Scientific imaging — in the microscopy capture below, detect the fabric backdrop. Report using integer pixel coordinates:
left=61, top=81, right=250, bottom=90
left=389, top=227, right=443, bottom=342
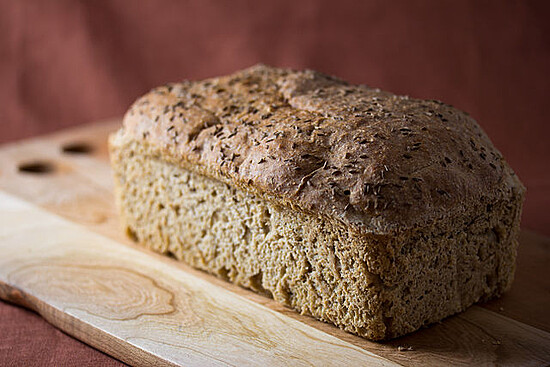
left=0, top=1, right=548, bottom=365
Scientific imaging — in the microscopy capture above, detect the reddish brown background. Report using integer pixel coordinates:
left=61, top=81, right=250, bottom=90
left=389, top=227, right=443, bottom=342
left=0, top=1, right=549, bottom=365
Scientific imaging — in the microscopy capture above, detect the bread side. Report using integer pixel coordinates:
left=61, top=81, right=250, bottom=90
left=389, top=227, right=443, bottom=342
left=110, top=138, right=523, bottom=340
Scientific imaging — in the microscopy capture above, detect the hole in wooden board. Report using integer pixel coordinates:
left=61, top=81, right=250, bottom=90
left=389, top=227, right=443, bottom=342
left=18, top=161, right=55, bottom=174
left=61, top=142, right=93, bottom=155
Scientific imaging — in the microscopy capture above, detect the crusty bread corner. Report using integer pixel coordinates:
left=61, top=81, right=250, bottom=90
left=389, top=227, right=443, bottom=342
left=109, top=65, right=525, bottom=340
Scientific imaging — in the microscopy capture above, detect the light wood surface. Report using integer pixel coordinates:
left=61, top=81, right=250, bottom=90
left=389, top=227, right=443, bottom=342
left=0, top=120, right=549, bottom=366
left=0, top=192, right=397, bottom=367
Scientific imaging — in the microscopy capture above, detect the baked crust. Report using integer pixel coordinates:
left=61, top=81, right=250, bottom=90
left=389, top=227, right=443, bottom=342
left=112, top=64, right=524, bottom=234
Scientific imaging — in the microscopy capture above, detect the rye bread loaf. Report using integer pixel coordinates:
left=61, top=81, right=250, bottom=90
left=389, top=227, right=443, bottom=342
left=109, top=65, right=525, bottom=340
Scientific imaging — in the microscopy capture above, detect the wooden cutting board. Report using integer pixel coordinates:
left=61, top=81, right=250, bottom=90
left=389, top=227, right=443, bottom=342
left=0, top=120, right=549, bottom=366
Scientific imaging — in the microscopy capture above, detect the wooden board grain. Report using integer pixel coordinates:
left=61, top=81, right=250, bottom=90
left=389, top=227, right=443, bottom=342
left=0, top=120, right=549, bottom=366
left=0, top=192, right=397, bottom=367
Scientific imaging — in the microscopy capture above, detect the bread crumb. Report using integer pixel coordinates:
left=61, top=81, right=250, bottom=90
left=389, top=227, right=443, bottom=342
left=397, top=346, right=414, bottom=351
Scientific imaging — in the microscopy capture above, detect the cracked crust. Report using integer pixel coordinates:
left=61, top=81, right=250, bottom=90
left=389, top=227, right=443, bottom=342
left=111, top=65, right=524, bottom=234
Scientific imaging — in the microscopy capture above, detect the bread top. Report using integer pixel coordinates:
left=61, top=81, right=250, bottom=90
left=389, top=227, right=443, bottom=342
left=113, top=65, right=524, bottom=234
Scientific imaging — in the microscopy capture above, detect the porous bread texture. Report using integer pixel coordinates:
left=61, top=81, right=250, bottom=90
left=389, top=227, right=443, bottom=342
left=110, top=139, right=523, bottom=340
left=109, top=65, right=525, bottom=340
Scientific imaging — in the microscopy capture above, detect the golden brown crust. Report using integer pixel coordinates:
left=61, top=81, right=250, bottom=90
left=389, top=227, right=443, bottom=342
left=112, top=64, right=525, bottom=233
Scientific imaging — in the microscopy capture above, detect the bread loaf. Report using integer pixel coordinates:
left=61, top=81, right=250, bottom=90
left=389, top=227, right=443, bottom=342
left=109, top=65, right=525, bottom=340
